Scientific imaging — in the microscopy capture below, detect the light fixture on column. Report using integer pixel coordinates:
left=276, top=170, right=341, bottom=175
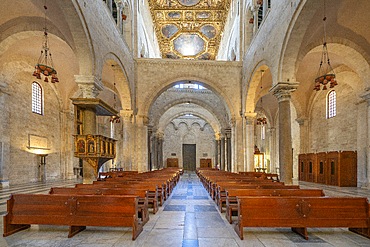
left=314, top=0, right=337, bottom=91
left=32, top=0, right=59, bottom=83
left=110, top=65, right=120, bottom=123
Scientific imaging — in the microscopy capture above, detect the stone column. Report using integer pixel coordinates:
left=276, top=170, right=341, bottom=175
left=121, top=110, right=133, bottom=171
left=245, top=113, right=257, bottom=172
left=75, top=75, right=103, bottom=184
left=0, top=81, right=10, bottom=188
left=60, top=109, right=75, bottom=179
left=270, top=82, right=299, bottom=184
left=157, top=132, right=164, bottom=169
left=225, top=129, right=232, bottom=172
left=135, top=115, right=149, bottom=173
left=220, top=135, right=226, bottom=171
left=296, top=117, right=309, bottom=154
left=148, top=127, right=154, bottom=171
left=234, top=118, right=245, bottom=172
left=267, top=127, right=276, bottom=173
left=215, top=133, right=221, bottom=169
left=360, top=91, right=370, bottom=186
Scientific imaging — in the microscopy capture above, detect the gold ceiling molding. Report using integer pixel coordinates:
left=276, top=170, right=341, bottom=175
left=148, top=0, right=231, bottom=60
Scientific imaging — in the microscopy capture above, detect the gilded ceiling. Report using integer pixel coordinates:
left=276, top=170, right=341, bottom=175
left=148, top=0, right=231, bottom=60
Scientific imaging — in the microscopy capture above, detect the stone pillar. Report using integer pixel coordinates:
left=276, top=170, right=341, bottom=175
left=225, top=129, right=232, bottom=172
left=135, top=115, right=149, bottom=173
left=220, top=135, right=226, bottom=171
left=75, top=75, right=103, bottom=184
left=234, top=118, right=245, bottom=172
left=0, top=81, right=10, bottom=188
left=121, top=110, right=133, bottom=171
left=270, top=82, right=299, bottom=184
left=215, top=133, right=221, bottom=169
left=245, top=113, right=257, bottom=172
left=267, top=127, right=277, bottom=173
left=157, top=132, right=164, bottom=169
left=296, top=117, right=309, bottom=154
left=360, top=91, right=370, bottom=186
left=148, top=127, right=154, bottom=171
left=60, top=109, right=75, bottom=179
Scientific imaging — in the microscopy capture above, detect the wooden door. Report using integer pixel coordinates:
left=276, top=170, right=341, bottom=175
left=316, top=152, right=326, bottom=184
left=167, top=158, right=179, bottom=168
left=326, top=151, right=338, bottom=186
left=183, top=144, right=196, bottom=171
left=298, top=154, right=307, bottom=181
left=200, top=158, right=212, bottom=168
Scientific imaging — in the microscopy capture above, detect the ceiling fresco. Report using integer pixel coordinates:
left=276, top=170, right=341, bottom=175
left=148, top=0, right=231, bottom=60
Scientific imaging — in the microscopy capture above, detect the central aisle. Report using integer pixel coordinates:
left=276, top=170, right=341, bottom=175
left=139, top=171, right=241, bottom=247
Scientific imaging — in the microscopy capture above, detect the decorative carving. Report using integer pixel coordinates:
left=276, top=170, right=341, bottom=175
left=295, top=199, right=311, bottom=218
left=148, top=0, right=231, bottom=60
left=270, top=82, right=299, bottom=102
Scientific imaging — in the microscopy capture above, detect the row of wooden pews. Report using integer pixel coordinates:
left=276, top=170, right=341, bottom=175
left=196, top=168, right=370, bottom=241
left=3, top=168, right=182, bottom=240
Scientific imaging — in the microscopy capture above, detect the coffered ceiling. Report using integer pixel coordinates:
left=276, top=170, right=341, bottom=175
left=148, top=0, right=231, bottom=60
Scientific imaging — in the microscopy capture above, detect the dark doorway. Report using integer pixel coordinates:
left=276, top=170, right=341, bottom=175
left=183, top=144, right=196, bottom=171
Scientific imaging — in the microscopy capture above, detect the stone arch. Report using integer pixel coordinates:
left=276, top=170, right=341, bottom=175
left=150, top=97, right=229, bottom=131
left=244, top=62, right=270, bottom=113
left=143, top=76, right=235, bottom=121
left=279, top=0, right=370, bottom=86
left=157, top=110, right=221, bottom=135
left=101, top=52, right=133, bottom=111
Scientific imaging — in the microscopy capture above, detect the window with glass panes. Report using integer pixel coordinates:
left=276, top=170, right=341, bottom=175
left=327, top=90, right=336, bottom=118
left=32, top=82, right=43, bottom=115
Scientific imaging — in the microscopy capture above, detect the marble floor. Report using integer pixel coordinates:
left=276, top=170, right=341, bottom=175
left=1, top=173, right=370, bottom=246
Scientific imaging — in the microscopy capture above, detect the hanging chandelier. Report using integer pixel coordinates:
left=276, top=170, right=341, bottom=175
left=256, top=117, right=267, bottom=125
left=32, top=1, right=59, bottom=83
left=314, top=0, right=337, bottom=91
left=110, top=66, right=120, bottom=123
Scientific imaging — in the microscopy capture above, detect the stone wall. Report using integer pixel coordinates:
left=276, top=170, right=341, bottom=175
left=163, top=118, right=215, bottom=168
left=6, top=73, right=62, bottom=184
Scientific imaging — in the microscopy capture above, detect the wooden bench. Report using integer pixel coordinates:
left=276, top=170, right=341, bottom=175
left=234, top=196, right=370, bottom=240
left=75, top=183, right=160, bottom=213
left=225, top=189, right=325, bottom=223
left=216, top=184, right=300, bottom=211
left=49, top=187, right=149, bottom=224
left=3, top=194, right=143, bottom=240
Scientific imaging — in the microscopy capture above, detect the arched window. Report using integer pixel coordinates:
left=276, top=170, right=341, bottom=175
left=112, top=1, right=118, bottom=24
left=32, top=82, right=43, bottom=115
left=327, top=90, right=336, bottom=118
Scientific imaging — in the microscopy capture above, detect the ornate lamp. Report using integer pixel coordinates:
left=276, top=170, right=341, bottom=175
left=32, top=1, right=59, bottom=83
left=314, top=0, right=337, bottom=91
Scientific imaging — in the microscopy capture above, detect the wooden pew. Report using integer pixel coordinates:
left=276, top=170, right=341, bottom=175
left=225, top=189, right=325, bottom=223
left=234, top=196, right=370, bottom=240
left=75, top=183, right=160, bottom=213
left=49, top=187, right=149, bottom=224
left=3, top=194, right=143, bottom=240
left=216, top=184, right=300, bottom=211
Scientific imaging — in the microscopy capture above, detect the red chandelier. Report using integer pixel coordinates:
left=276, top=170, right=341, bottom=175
left=32, top=2, right=59, bottom=83
left=314, top=0, right=337, bottom=91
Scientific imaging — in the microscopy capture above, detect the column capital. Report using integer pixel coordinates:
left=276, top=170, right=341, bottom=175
left=270, top=82, right=299, bottom=102
left=244, top=112, right=257, bottom=125
left=156, top=132, right=164, bottom=139
left=137, top=115, right=150, bottom=126
left=361, top=89, right=370, bottom=105
left=296, top=117, right=308, bottom=126
left=75, top=75, right=103, bottom=98
left=120, top=109, right=133, bottom=118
